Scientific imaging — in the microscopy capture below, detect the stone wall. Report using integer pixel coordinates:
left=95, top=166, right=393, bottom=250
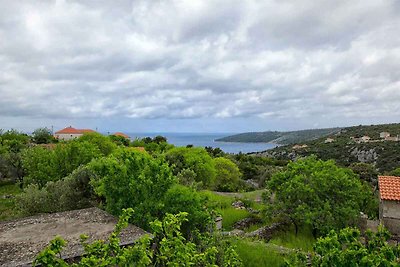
left=381, top=200, right=400, bottom=235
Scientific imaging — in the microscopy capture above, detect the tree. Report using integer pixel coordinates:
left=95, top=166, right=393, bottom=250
left=165, top=147, right=216, bottom=188
left=77, top=132, right=117, bottom=156
left=390, top=167, right=400, bottom=177
left=88, top=149, right=176, bottom=230
left=163, top=184, right=214, bottom=237
left=349, top=162, right=378, bottom=187
left=31, top=127, right=54, bottom=144
left=213, top=157, right=241, bottom=192
left=22, top=141, right=101, bottom=187
left=267, top=156, right=372, bottom=236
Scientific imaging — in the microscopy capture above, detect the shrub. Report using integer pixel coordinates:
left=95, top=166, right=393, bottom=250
left=17, top=167, right=93, bottom=215
left=88, top=149, right=176, bottom=230
left=214, top=157, right=241, bottom=192
left=165, top=147, right=216, bottom=188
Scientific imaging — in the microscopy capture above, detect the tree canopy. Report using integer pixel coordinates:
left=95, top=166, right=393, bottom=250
left=267, top=156, right=372, bottom=236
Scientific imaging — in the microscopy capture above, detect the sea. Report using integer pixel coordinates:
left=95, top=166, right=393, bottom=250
left=127, top=133, right=278, bottom=154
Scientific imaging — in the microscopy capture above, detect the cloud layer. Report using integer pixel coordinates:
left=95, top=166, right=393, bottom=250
left=0, top=0, right=400, bottom=131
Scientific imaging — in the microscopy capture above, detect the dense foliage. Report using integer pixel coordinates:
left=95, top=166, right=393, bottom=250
left=213, top=157, right=241, bottom=192
left=266, top=157, right=375, bottom=236
left=31, top=127, right=55, bottom=144
left=34, top=209, right=243, bottom=267
left=165, top=147, right=216, bottom=188
left=287, top=226, right=400, bottom=266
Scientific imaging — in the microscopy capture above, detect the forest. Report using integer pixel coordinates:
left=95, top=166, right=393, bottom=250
left=0, top=128, right=399, bottom=266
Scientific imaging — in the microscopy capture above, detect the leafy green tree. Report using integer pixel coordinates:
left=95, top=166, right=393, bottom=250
left=267, top=156, right=371, bottom=236
left=22, top=141, right=101, bottom=187
left=31, top=127, right=54, bottom=144
left=109, top=134, right=130, bottom=146
left=21, top=146, right=58, bottom=187
left=214, top=157, right=241, bottom=192
left=163, top=184, right=214, bottom=237
left=165, top=147, right=216, bottom=188
left=88, top=149, right=176, bottom=230
left=77, top=132, right=117, bottom=156
left=152, top=135, right=167, bottom=144
left=349, top=162, right=379, bottom=187
left=390, top=167, right=400, bottom=177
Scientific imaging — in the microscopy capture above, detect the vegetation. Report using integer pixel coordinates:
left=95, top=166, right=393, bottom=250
left=287, top=226, right=400, bottom=266
left=31, top=127, right=55, bottom=144
left=214, top=157, right=242, bottom=192
left=266, top=157, right=376, bottom=236
left=165, top=147, right=216, bottom=188
left=34, top=209, right=243, bottom=267
left=217, top=128, right=341, bottom=144
left=0, top=181, right=22, bottom=220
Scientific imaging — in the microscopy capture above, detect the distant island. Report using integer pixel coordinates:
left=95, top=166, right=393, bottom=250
left=216, top=127, right=341, bottom=145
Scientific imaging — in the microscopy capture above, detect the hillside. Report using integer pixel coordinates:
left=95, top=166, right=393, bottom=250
left=255, top=123, right=400, bottom=172
left=216, top=128, right=341, bottom=144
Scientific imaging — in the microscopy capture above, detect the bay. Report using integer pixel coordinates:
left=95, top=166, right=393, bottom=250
left=127, top=132, right=278, bottom=154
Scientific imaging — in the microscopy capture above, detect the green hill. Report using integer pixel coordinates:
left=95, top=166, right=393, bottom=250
left=216, top=128, right=341, bottom=144
left=256, top=123, right=400, bottom=172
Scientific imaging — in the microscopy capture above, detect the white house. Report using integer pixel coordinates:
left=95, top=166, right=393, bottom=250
left=54, top=126, right=95, bottom=141
left=380, top=132, right=390, bottom=139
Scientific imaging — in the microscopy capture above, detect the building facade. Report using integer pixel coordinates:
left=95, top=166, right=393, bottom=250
left=378, top=176, right=400, bottom=235
left=54, top=126, right=95, bottom=141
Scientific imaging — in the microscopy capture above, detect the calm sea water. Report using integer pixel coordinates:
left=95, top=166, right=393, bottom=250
left=127, top=133, right=277, bottom=154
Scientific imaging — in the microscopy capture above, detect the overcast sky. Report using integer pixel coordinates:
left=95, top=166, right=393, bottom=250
left=1, top=0, right=400, bottom=133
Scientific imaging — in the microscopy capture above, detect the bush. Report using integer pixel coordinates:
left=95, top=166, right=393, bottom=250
left=163, top=184, right=214, bottom=237
left=165, top=147, right=216, bottom=188
left=88, top=149, right=176, bottom=230
left=22, top=141, right=101, bottom=188
left=17, top=167, right=93, bottom=215
left=214, top=157, right=241, bottom=192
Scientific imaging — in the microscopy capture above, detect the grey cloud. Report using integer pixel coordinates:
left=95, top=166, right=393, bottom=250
left=0, top=0, right=400, bottom=130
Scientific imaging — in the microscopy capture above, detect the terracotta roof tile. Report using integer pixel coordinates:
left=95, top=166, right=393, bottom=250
left=55, top=127, right=95, bottom=134
left=113, top=132, right=130, bottom=138
left=379, top=176, right=400, bottom=201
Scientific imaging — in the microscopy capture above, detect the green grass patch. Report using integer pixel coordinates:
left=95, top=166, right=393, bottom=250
left=0, top=183, right=22, bottom=221
left=200, top=190, right=235, bottom=209
left=269, top=226, right=316, bottom=251
left=219, top=207, right=250, bottom=231
left=232, top=238, right=286, bottom=267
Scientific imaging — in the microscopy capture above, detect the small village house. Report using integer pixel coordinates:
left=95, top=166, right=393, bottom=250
left=292, top=144, right=308, bottom=150
left=385, top=135, right=399, bottom=142
left=380, top=132, right=391, bottom=139
left=378, top=176, right=400, bottom=235
left=360, top=135, right=371, bottom=143
left=54, top=126, right=96, bottom=141
left=324, top=137, right=335, bottom=143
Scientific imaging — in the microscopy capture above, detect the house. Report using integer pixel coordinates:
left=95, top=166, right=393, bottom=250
left=324, top=137, right=335, bottom=143
left=378, top=176, right=400, bottom=235
left=385, top=135, right=399, bottom=142
left=380, top=132, right=391, bottom=139
left=54, top=126, right=95, bottom=141
left=292, top=144, right=308, bottom=150
left=0, top=208, right=147, bottom=266
left=113, top=132, right=130, bottom=139
left=360, top=136, right=371, bottom=143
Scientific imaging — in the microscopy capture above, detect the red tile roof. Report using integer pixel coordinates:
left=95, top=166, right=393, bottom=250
left=55, top=126, right=95, bottom=134
left=113, top=132, right=130, bottom=139
left=379, top=176, right=400, bottom=201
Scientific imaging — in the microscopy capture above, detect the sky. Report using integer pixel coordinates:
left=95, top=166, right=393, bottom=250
left=0, top=0, right=400, bottom=133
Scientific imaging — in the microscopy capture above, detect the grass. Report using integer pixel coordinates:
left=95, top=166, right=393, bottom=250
left=0, top=182, right=22, bottom=221
left=219, top=207, right=251, bottom=231
left=269, top=226, right=316, bottom=251
left=232, top=238, right=287, bottom=267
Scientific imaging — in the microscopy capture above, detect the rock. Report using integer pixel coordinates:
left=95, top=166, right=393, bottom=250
left=232, top=200, right=245, bottom=209
left=233, top=217, right=262, bottom=230
left=245, top=222, right=287, bottom=241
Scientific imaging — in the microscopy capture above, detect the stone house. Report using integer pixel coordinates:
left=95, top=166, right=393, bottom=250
left=54, top=126, right=96, bottom=141
left=360, top=136, right=371, bottom=143
left=385, top=135, right=399, bottom=142
left=378, top=176, right=400, bottom=235
left=324, top=137, right=335, bottom=143
left=380, top=132, right=391, bottom=139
